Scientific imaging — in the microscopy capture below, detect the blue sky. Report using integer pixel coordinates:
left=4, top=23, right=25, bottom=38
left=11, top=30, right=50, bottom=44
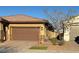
left=0, top=6, right=79, bottom=19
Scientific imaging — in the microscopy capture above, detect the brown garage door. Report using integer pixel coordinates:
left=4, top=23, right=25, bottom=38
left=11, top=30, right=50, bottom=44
left=11, top=27, right=40, bottom=41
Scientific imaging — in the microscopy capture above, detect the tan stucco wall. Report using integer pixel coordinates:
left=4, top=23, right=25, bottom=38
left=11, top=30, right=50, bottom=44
left=0, top=23, right=3, bottom=30
left=47, top=30, right=58, bottom=39
left=70, top=25, right=79, bottom=41
left=0, top=23, right=3, bottom=39
left=7, top=24, right=46, bottom=44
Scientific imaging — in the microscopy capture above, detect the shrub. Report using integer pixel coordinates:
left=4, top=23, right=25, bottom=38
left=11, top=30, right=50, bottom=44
left=49, top=38, right=64, bottom=45
left=56, top=33, right=64, bottom=46
left=75, top=36, right=79, bottom=44
left=49, top=38, right=58, bottom=45
left=57, top=39, right=64, bottom=46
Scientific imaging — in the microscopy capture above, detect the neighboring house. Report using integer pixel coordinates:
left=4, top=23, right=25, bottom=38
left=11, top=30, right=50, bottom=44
left=64, top=16, right=79, bottom=42
left=0, top=14, right=54, bottom=45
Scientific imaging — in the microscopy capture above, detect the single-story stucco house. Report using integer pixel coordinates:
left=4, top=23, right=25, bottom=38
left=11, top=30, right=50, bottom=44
left=64, top=16, right=79, bottom=42
left=0, top=14, right=54, bottom=45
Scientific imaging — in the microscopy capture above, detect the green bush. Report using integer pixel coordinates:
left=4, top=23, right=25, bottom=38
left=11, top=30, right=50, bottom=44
left=29, top=46, right=47, bottom=50
left=57, top=39, right=64, bottom=46
left=49, top=38, right=64, bottom=45
left=49, top=38, right=58, bottom=45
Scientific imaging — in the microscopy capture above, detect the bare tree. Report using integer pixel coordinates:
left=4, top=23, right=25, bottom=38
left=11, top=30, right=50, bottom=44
left=43, top=8, right=79, bottom=45
left=44, top=8, right=78, bottom=33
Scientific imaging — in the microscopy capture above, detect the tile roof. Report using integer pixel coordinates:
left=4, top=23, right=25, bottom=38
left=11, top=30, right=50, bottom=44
left=2, top=14, right=48, bottom=23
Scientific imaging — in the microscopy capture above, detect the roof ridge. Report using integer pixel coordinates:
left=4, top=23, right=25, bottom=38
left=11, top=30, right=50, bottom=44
left=1, top=14, right=46, bottom=20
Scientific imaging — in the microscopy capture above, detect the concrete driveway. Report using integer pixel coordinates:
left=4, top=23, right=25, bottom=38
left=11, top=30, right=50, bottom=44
left=0, top=40, right=38, bottom=53
left=0, top=40, right=79, bottom=53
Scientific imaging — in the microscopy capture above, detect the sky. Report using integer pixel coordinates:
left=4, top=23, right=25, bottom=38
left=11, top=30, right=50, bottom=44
left=0, top=6, right=79, bottom=19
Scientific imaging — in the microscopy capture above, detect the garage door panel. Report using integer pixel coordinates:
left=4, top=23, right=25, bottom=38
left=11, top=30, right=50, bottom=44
left=11, top=27, right=39, bottom=41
